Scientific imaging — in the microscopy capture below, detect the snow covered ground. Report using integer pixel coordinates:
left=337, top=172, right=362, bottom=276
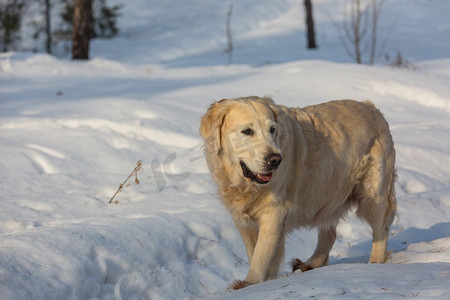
left=1, top=0, right=450, bottom=299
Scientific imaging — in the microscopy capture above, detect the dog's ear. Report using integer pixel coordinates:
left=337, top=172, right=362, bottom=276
left=270, top=105, right=279, bottom=124
left=260, top=96, right=275, bottom=106
left=200, top=100, right=229, bottom=155
left=247, top=96, right=275, bottom=106
left=251, top=96, right=278, bottom=121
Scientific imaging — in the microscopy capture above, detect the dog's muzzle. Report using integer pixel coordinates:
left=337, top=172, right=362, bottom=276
left=240, top=153, right=282, bottom=184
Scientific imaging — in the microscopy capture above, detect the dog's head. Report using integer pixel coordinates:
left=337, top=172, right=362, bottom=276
left=200, top=96, right=283, bottom=186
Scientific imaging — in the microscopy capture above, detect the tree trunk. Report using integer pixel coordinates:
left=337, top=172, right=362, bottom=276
left=0, top=0, right=26, bottom=52
left=225, top=3, right=233, bottom=65
left=304, top=0, right=317, bottom=49
left=369, top=0, right=383, bottom=65
left=44, top=0, right=51, bottom=54
left=72, top=0, right=92, bottom=59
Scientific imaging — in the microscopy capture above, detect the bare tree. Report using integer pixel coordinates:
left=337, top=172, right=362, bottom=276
left=224, top=3, right=233, bottom=64
left=72, top=0, right=92, bottom=59
left=339, top=0, right=385, bottom=64
left=368, top=0, right=384, bottom=64
left=304, top=0, right=317, bottom=49
left=342, top=0, right=365, bottom=64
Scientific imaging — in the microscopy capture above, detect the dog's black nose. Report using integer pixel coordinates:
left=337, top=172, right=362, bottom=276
left=266, top=153, right=282, bottom=170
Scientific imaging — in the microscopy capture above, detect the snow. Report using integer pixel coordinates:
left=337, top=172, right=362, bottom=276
left=1, top=0, right=450, bottom=299
left=214, top=263, right=450, bottom=299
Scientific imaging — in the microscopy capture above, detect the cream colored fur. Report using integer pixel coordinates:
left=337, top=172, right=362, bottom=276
left=200, top=96, right=397, bottom=289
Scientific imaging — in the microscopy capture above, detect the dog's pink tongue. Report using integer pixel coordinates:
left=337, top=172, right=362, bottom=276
left=258, top=173, right=272, bottom=182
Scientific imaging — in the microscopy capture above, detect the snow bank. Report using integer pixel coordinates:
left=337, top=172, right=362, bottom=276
left=214, top=263, right=450, bottom=299
left=1, top=0, right=450, bottom=299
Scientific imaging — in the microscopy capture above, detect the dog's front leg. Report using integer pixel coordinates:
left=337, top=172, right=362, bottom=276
left=231, top=210, right=284, bottom=289
left=237, top=225, right=258, bottom=263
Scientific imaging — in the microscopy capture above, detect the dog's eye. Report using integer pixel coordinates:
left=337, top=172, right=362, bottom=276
left=270, top=126, right=276, bottom=134
left=241, top=128, right=254, bottom=136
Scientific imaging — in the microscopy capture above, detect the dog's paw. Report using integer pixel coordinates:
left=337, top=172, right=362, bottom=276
left=228, top=280, right=252, bottom=290
left=290, top=258, right=313, bottom=272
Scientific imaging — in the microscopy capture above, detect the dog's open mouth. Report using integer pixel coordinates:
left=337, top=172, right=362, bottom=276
left=240, top=161, right=273, bottom=184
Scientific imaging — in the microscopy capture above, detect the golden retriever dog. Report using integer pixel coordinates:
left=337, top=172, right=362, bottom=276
left=200, top=96, right=396, bottom=290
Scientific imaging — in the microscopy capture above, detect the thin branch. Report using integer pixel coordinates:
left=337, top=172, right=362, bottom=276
left=108, top=160, right=142, bottom=203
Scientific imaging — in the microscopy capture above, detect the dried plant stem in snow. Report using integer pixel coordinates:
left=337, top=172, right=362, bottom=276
left=108, top=160, right=142, bottom=204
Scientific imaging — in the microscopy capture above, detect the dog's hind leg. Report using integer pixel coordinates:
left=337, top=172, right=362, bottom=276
left=307, top=226, right=337, bottom=267
left=292, top=226, right=336, bottom=272
left=360, top=195, right=396, bottom=263
left=369, top=181, right=396, bottom=263
left=355, top=140, right=397, bottom=263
